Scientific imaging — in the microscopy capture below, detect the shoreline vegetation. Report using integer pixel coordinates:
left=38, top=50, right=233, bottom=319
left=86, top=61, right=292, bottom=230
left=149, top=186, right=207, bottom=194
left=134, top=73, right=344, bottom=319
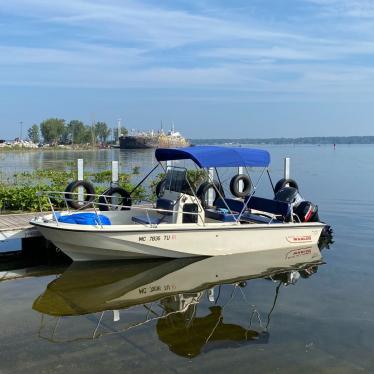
left=0, top=168, right=206, bottom=213
left=0, top=169, right=145, bottom=213
left=0, top=144, right=107, bottom=152
left=0, top=117, right=127, bottom=150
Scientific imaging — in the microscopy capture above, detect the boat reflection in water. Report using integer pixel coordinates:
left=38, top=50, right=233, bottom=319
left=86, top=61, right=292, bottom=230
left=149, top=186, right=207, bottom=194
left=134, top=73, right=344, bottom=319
left=33, top=245, right=324, bottom=358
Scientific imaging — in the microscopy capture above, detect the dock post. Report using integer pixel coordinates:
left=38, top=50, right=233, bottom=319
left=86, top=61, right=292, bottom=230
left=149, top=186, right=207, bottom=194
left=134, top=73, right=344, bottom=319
left=284, top=157, right=290, bottom=179
left=208, top=167, right=214, bottom=206
left=238, top=166, right=244, bottom=193
left=112, top=161, right=119, bottom=187
left=77, top=159, right=84, bottom=204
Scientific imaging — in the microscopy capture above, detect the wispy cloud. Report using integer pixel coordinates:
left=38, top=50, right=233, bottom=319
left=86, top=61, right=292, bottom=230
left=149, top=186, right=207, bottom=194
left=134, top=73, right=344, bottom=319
left=0, top=0, right=374, bottom=101
left=304, top=0, right=374, bottom=18
left=0, top=44, right=145, bottom=66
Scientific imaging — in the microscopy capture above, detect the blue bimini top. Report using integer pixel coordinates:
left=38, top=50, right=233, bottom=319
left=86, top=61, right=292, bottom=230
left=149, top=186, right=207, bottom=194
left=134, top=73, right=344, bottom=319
left=155, top=146, right=270, bottom=168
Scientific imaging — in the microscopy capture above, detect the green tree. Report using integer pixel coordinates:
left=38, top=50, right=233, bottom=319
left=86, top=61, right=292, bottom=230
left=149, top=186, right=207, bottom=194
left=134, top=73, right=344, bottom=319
left=94, top=122, right=111, bottom=144
left=60, top=125, right=71, bottom=144
left=40, top=118, right=65, bottom=145
left=27, top=124, right=40, bottom=144
left=83, top=125, right=95, bottom=144
left=68, top=120, right=87, bottom=144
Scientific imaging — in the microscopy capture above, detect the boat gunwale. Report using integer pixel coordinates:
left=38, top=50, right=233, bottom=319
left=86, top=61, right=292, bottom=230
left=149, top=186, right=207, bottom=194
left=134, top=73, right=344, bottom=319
left=30, top=219, right=325, bottom=234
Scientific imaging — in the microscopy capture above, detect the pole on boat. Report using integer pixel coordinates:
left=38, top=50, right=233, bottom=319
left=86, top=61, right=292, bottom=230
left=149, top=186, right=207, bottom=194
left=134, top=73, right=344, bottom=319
left=284, top=157, right=290, bottom=179
left=77, top=158, right=84, bottom=204
left=110, top=160, right=120, bottom=205
left=112, top=161, right=119, bottom=186
left=166, top=160, right=172, bottom=170
left=208, top=167, right=214, bottom=205
left=113, top=310, right=120, bottom=322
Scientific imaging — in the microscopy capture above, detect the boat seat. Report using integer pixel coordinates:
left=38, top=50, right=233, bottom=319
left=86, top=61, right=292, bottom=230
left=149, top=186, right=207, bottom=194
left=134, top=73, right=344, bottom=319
left=213, top=197, right=288, bottom=223
left=205, top=208, right=281, bottom=224
left=205, top=208, right=239, bottom=222
left=207, top=199, right=244, bottom=222
left=245, top=196, right=291, bottom=220
left=131, top=215, right=165, bottom=225
left=132, top=198, right=175, bottom=225
left=240, top=213, right=282, bottom=224
left=215, top=198, right=245, bottom=212
left=156, top=198, right=175, bottom=215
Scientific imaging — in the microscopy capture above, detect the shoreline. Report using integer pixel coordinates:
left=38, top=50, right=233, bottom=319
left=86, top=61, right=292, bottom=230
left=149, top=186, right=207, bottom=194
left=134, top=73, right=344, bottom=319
left=1, top=142, right=374, bottom=152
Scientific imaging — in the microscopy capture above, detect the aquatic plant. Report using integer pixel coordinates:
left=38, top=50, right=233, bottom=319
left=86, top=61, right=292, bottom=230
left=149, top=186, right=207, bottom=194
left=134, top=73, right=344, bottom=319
left=0, top=169, right=145, bottom=213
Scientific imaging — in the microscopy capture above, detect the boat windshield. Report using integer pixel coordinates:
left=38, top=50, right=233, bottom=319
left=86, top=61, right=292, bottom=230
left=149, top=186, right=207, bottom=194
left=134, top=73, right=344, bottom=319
left=164, top=167, right=189, bottom=193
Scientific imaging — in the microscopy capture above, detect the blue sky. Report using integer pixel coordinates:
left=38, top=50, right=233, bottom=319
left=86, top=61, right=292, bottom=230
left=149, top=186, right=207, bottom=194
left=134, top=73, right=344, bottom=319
left=1, top=0, right=374, bottom=139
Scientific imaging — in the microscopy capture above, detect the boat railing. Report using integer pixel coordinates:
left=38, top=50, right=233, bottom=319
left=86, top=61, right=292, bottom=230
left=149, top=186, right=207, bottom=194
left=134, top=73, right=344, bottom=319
left=36, top=190, right=208, bottom=228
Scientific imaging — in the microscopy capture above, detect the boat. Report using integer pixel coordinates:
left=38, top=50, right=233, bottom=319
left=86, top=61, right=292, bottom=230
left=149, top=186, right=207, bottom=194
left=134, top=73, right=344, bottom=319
left=119, top=125, right=189, bottom=149
left=33, top=246, right=322, bottom=315
left=30, top=146, right=327, bottom=261
left=33, top=247, right=323, bottom=352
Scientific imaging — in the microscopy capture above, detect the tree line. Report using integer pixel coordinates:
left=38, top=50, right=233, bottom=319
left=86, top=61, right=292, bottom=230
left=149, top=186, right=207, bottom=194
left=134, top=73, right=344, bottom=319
left=27, top=118, right=128, bottom=145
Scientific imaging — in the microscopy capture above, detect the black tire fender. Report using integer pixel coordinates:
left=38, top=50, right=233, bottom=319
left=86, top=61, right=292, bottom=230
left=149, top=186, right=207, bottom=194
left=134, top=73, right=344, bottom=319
left=230, top=174, right=252, bottom=198
left=155, top=179, right=167, bottom=198
left=64, top=180, right=96, bottom=210
left=98, top=187, right=132, bottom=211
left=274, top=178, right=299, bottom=194
left=196, top=181, right=223, bottom=208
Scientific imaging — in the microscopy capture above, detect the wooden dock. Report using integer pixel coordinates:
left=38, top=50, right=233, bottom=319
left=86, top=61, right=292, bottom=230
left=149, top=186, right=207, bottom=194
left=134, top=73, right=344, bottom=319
left=0, top=212, right=42, bottom=241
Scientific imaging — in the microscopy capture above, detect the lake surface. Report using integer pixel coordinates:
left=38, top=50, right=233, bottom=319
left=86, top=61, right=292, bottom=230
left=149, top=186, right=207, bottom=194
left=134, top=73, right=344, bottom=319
left=1, top=144, right=374, bottom=373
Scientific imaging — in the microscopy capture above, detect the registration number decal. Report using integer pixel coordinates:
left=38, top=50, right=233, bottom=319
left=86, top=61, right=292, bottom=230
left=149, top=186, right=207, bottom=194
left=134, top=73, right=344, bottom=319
left=138, top=283, right=177, bottom=295
left=138, top=234, right=177, bottom=242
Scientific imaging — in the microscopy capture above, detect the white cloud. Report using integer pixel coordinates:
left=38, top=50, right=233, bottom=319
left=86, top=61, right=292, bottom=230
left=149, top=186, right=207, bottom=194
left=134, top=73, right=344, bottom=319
left=0, top=0, right=311, bottom=48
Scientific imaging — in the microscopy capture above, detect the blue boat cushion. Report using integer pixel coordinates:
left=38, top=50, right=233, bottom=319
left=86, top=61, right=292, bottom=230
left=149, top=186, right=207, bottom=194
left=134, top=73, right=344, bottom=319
left=58, top=213, right=111, bottom=225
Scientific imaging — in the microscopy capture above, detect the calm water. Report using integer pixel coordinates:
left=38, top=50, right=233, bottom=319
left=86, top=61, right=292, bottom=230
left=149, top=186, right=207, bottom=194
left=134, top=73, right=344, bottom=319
left=1, top=144, right=374, bottom=373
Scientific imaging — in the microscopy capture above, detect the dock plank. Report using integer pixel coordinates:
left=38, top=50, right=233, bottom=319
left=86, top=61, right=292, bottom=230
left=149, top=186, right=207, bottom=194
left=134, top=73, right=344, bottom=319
left=0, top=212, right=42, bottom=240
left=0, top=213, right=35, bottom=227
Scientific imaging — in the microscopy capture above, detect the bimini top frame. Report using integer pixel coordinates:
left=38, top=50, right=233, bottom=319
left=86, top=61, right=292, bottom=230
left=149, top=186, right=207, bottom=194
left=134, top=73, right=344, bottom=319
left=155, top=146, right=270, bottom=169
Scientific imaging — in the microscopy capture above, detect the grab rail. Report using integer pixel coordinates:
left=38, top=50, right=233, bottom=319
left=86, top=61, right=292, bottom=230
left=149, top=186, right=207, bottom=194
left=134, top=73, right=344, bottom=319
left=36, top=190, right=209, bottom=229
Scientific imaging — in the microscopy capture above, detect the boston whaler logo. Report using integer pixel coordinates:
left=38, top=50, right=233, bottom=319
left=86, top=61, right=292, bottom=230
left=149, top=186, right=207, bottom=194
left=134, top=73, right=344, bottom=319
left=286, top=235, right=312, bottom=243
left=285, top=247, right=312, bottom=260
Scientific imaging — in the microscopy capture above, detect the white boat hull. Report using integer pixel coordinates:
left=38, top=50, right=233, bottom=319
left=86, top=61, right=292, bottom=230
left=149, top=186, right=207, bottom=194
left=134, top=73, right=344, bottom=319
left=32, top=220, right=325, bottom=261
